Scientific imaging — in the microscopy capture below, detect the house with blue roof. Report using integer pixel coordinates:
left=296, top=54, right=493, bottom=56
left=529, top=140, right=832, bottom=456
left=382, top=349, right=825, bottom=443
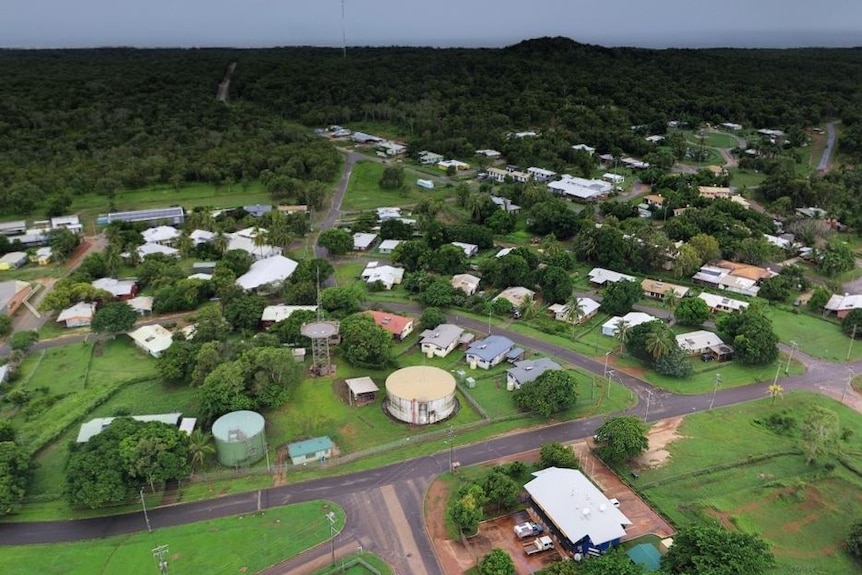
left=506, top=358, right=562, bottom=390
left=288, top=436, right=334, bottom=465
left=465, top=335, right=515, bottom=370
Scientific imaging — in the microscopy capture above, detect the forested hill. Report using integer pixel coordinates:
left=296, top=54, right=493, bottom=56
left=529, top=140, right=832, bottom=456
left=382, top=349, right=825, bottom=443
left=1, top=39, right=862, bottom=215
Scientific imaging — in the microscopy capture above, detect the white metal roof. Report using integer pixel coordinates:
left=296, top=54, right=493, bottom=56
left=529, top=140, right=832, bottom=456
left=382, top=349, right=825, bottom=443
left=353, top=232, right=378, bottom=250
left=261, top=304, right=317, bottom=323
left=141, top=225, right=180, bottom=244
left=676, top=330, right=724, bottom=352
left=588, top=268, right=636, bottom=285
left=57, top=301, right=96, bottom=322
left=345, top=376, right=380, bottom=395
left=92, top=277, right=136, bottom=297
left=236, top=255, right=298, bottom=290
left=128, top=324, right=174, bottom=356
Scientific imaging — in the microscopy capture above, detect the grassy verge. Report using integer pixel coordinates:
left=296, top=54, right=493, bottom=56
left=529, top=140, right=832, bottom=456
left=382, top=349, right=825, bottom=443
left=638, top=392, right=862, bottom=575
left=764, top=307, right=861, bottom=361
left=310, top=552, right=393, bottom=575
left=642, top=354, right=805, bottom=395
left=0, top=501, right=345, bottom=575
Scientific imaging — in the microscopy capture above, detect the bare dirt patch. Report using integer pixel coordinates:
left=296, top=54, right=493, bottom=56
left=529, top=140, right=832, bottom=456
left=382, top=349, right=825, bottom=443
left=633, top=416, right=685, bottom=469
left=425, top=477, right=470, bottom=575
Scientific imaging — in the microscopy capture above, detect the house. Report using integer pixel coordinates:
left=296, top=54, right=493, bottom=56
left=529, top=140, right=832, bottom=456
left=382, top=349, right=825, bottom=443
left=524, top=467, right=632, bottom=556
left=465, top=335, right=516, bottom=369
left=451, top=273, right=481, bottom=296
left=376, top=207, right=403, bottom=221
left=51, top=215, right=83, bottom=234
left=588, top=268, right=636, bottom=286
left=76, top=412, right=192, bottom=443
left=437, top=159, right=471, bottom=171
left=721, top=122, right=743, bottom=130
left=360, top=262, right=405, bottom=290
left=418, top=151, right=445, bottom=165
left=141, top=225, right=180, bottom=245
left=548, top=298, right=600, bottom=324
left=56, top=302, right=97, bottom=328
left=676, top=330, right=733, bottom=359
left=260, top=305, right=318, bottom=328
left=644, top=194, right=665, bottom=207
left=598, top=153, right=615, bottom=164
left=528, top=167, right=557, bottom=182
left=287, top=436, right=334, bottom=465
left=96, top=206, right=184, bottom=227
left=495, top=247, right=515, bottom=259
left=0, top=252, right=28, bottom=270
left=378, top=239, right=403, bottom=254
left=602, top=173, right=624, bottom=184
left=825, top=294, right=862, bottom=319
left=548, top=175, right=612, bottom=202
left=764, top=234, right=795, bottom=250
left=494, top=286, right=536, bottom=309
left=620, top=157, right=650, bottom=170
left=692, top=264, right=763, bottom=298
left=276, top=204, right=309, bottom=216
left=420, top=323, right=465, bottom=358
left=571, top=144, right=596, bottom=154
left=645, top=135, right=665, bottom=143
left=352, top=132, right=384, bottom=144
left=345, top=377, right=379, bottom=405
left=236, top=255, right=298, bottom=291
left=0, top=280, right=33, bottom=315
left=136, top=243, right=180, bottom=259
left=32, top=247, right=52, bottom=265
left=451, top=242, right=478, bottom=258
left=0, top=221, right=27, bottom=236
left=698, top=292, right=749, bottom=313
left=127, top=296, right=154, bottom=316
left=730, top=196, right=751, bottom=209
left=706, top=165, right=726, bottom=176
left=758, top=128, right=786, bottom=138
left=510, top=131, right=538, bottom=138
left=475, top=149, right=502, bottom=158
left=490, top=196, right=521, bottom=214
left=353, top=232, right=378, bottom=251
left=190, top=229, right=215, bottom=245
left=367, top=310, right=414, bottom=340
left=227, top=228, right=281, bottom=260
left=128, top=324, right=174, bottom=358
left=641, top=279, right=689, bottom=300
left=796, top=207, right=828, bottom=219
left=243, top=204, right=273, bottom=218
left=376, top=141, right=407, bottom=156
left=698, top=186, right=734, bottom=200
left=417, top=179, right=434, bottom=190
left=503, top=166, right=532, bottom=183
left=506, top=358, right=562, bottom=390
left=602, top=312, right=657, bottom=336
left=92, top=278, right=137, bottom=300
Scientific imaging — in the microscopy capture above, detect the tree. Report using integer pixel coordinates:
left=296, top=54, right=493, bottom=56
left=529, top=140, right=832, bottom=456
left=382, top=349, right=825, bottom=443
left=188, top=429, right=215, bottom=476
left=757, top=274, right=794, bottom=302
left=662, top=526, right=774, bottom=575
left=818, top=240, right=855, bottom=276
left=600, top=280, right=642, bottom=316
left=321, top=286, right=362, bottom=316
left=614, top=319, right=631, bottom=353
left=220, top=249, right=255, bottom=277
left=340, top=313, right=391, bottom=367
left=674, top=244, right=702, bottom=278
left=674, top=297, right=710, bottom=326
left=807, top=286, right=831, bottom=313
left=379, top=218, right=414, bottom=240
left=90, top=302, right=138, bottom=337
left=847, top=520, right=862, bottom=561
left=156, top=340, right=200, bottom=385
left=451, top=484, right=486, bottom=535
left=801, top=405, right=840, bottom=464
left=426, top=244, right=466, bottom=275
left=716, top=307, right=779, bottom=365
left=563, top=294, right=586, bottom=341
left=539, top=442, right=578, bottom=469
left=118, top=422, right=191, bottom=492
left=688, top=233, right=721, bottom=264
left=513, top=370, right=578, bottom=417
left=842, top=309, right=862, bottom=339
left=768, top=383, right=784, bottom=405
left=644, top=324, right=674, bottom=360
left=482, top=470, right=520, bottom=513
left=269, top=308, right=317, bottom=346
left=223, top=292, right=266, bottom=331
left=9, top=330, right=39, bottom=353
left=379, top=166, right=405, bottom=190
left=193, top=305, right=231, bottom=343
left=318, top=228, right=353, bottom=255
left=0, top=421, right=15, bottom=443
left=40, top=280, right=112, bottom=313
left=654, top=346, right=693, bottom=378
left=48, top=229, right=80, bottom=262
left=420, top=307, right=448, bottom=330
left=478, top=549, right=515, bottom=575
left=392, top=240, right=431, bottom=272
left=594, top=416, right=649, bottom=465
left=0, top=315, right=12, bottom=337
left=0, top=441, right=30, bottom=515
left=418, top=280, right=455, bottom=308
left=538, top=266, right=573, bottom=305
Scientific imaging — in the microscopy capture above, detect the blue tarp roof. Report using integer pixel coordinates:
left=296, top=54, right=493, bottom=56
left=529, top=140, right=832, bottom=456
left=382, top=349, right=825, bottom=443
left=626, top=543, right=661, bottom=572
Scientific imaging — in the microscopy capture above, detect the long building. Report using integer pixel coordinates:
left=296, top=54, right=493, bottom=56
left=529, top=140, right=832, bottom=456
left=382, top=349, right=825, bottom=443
left=97, top=206, right=185, bottom=226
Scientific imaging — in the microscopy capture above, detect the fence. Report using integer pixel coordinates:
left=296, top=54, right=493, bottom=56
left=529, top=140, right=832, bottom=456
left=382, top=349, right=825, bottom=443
left=316, top=557, right=382, bottom=575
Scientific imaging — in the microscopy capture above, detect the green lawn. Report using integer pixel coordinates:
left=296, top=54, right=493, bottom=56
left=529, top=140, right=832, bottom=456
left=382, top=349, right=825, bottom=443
left=699, top=132, right=740, bottom=149
left=764, top=308, right=862, bottom=361
left=0, top=500, right=345, bottom=575
left=342, top=161, right=442, bottom=212
left=311, top=553, right=393, bottom=575
left=639, top=392, right=862, bottom=575
left=730, top=169, right=767, bottom=189
left=642, top=354, right=804, bottom=395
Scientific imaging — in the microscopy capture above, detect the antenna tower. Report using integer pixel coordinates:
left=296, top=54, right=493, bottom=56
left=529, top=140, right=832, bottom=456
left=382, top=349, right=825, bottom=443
left=341, top=0, right=347, bottom=59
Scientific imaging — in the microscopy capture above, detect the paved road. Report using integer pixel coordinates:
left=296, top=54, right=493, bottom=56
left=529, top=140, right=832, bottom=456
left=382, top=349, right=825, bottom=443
left=817, top=121, right=838, bottom=172
left=314, top=151, right=364, bottom=260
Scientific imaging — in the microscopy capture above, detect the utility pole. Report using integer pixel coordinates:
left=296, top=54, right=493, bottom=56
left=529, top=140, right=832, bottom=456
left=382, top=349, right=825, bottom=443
left=644, top=389, right=653, bottom=422
left=710, top=373, right=722, bottom=411
left=606, top=369, right=614, bottom=399
left=603, top=351, right=611, bottom=379
left=140, top=487, right=152, bottom=533
left=785, top=341, right=798, bottom=374
left=152, top=545, right=169, bottom=575
left=326, top=511, right=338, bottom=565
left=843, top=368, right=855, bottom=403
left=848, top=325, right=857, bottom=362
left=447, top=426, right=455, bottom=472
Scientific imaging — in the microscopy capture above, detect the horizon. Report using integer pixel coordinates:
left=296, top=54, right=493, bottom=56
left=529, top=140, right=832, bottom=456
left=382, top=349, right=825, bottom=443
left=2, top=0, right=862, bottom=51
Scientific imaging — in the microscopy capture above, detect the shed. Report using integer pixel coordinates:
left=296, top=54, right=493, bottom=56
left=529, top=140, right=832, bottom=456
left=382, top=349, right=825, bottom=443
left=345, top=376, right=379, bottom=405
left=0, top=252, right=28, bottom=270
left=417, top=179, right=434, bottom=190
left=288, top=436, right=334, bottom=465
left=626, top=543, right=662, bottom=572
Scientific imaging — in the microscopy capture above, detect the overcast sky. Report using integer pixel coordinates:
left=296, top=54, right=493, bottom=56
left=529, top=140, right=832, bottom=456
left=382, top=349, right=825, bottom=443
left=2, top=0, right=861, bottom=49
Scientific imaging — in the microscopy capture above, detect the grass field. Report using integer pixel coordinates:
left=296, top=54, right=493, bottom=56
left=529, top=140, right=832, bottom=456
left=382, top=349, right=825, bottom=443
left=0, top=500, right=345, bottom=575
left=639, top=392, right=862, bottom=575
left=729, top=169, right=767, bottom=189
left=764, top=308, right=861, bottom=361
left=342, top=161, right=445, bottom=212
left=643, top=353, right=805, bottom=395
left=311, top=552, right=393, bottom=575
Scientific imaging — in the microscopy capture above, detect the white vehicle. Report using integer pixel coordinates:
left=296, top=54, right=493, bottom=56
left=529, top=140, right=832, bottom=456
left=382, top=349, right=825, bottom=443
left=523, top=536, right=554, bottom=555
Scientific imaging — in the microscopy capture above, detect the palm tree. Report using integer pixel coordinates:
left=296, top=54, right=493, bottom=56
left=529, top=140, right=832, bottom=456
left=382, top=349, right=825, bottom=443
left=104, top=245, right=122, bottom=277
left=664, top=290, right=680, bottom=310
left=212, top=231, right=229, bottom=256
left=563, top=294, right=586, bottom=341
left=175, top=232, right=194, bottom=258
left=768, top=383, right=784, bottom=405
left=518, top=294, right=538, bottom=320
left=614, top=320, right=631, bottom=353
left=645, top=326, right=674, bottom=360
left=188, top=429, right=215, bottom=477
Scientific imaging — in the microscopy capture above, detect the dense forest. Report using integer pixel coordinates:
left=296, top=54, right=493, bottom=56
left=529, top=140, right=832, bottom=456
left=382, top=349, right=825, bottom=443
left=2, top=38, right=862, bottom=218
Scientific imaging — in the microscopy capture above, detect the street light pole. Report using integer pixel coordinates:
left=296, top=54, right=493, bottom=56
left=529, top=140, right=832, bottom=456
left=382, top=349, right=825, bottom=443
left=710, top=373, right=722, bottom=411
left=848, top=325, right=857, bottom=362
left=325, top=512, right=338, bottom=565
left=606, top=369, right=614, bottom=399
left=140, top=487, right=152, bottom=533
left=644, top=389, right=653, bottom=422
left=603, top=351, right=611, bottom=379
left=447, top=427, right=454, bottom=473
left=843, top=369, right=855, bottom=403
left=785, top=341, right=797, bottom=375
